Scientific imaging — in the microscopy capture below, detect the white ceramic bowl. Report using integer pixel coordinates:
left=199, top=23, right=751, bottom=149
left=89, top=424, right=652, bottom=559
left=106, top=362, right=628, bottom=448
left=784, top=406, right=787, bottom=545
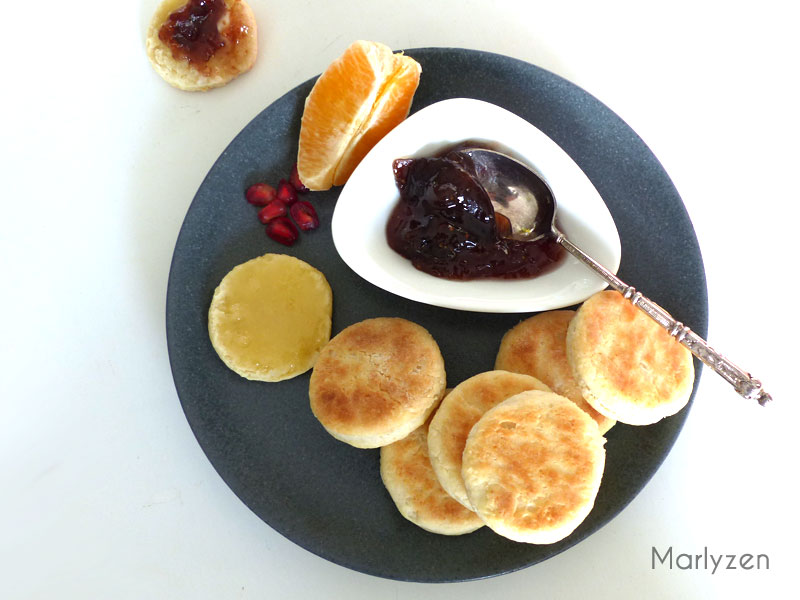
left=332, top=98, right=621, bottom=313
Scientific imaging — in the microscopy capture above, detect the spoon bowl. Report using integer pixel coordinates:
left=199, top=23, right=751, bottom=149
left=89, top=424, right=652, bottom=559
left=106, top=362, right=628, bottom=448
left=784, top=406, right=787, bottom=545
left=461, top=147, right=557, bottom=243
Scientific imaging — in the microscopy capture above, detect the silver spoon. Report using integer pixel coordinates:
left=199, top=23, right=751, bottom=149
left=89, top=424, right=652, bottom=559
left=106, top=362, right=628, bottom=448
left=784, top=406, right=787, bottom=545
left=461, top=147, right=772, bottom=406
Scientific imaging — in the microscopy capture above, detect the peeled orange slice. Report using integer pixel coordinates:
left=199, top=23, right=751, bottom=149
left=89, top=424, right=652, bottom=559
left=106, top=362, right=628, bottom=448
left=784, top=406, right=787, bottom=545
left=297, top=40, right=422, bottom=191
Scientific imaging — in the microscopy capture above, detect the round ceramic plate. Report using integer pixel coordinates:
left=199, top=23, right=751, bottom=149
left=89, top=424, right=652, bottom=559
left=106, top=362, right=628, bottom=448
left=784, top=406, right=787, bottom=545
left=166, top=47, right=707, bottom=583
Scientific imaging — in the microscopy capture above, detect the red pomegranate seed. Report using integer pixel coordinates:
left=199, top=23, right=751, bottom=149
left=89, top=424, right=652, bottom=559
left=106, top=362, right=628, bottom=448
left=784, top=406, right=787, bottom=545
left=245, top=182, right=277, bottom=206
left=276, top=179, right=298, bottom=205
left=265, top=217, right=298, bottom=246
left=257, top=200, right=287, bottom=224
left=289, top=163, right=309, bottom=193
left=290, top=200, right=319, bottom=231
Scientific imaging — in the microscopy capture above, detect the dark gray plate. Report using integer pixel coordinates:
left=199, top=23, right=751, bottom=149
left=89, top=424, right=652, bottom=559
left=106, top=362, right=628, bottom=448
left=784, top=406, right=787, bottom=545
left=166, top=48, right=707, bottom=582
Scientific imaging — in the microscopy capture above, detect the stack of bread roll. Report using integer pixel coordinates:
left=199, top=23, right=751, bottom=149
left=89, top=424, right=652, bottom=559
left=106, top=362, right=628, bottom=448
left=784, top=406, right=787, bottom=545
left=308, top=290, right=694, bottom=543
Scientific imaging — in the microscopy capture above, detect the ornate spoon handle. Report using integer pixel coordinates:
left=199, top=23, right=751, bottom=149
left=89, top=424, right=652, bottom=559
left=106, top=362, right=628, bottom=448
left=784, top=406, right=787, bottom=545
left=556, top=232, right=772, bottom=406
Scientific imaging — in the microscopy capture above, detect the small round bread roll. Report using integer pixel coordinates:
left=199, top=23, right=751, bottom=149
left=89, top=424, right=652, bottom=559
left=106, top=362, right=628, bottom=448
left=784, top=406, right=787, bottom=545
left=566, top=290, right=695, bottom=425
left=495, top=310, right=615, bottom=434
left=462, top=390, right=606, bottom=544
left=146, top=0, right=258, bottom=91
left=380, top=407, right=483, bottom=536
left=208, top=254, right=332, bottom=382
left=427, top=370, right=551, bottom=509
left=309, top=318, right=446, bottom=448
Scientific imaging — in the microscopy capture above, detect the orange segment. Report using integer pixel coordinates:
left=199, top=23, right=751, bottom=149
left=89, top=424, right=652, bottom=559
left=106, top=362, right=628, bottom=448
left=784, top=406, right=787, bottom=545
left=333, top=56, right=421, bottom=187
left=297, top=40, right=421, bottom=191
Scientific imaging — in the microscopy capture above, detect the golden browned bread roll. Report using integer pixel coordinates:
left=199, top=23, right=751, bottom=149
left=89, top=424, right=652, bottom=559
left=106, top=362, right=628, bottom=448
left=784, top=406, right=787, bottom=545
left=495, top=310, right=615, bottom=434
left=146, top=0, right=257, bottom=91
left=309, top=318, right=446, bottom=448
left=380, top=407, right=483, bottom=536
left=566, top=290, right=695, bottom=425
left=208, top=254, right=332, bottom=382
left=462, top=390, right=606, bottom=544
left=427, top=370, right=551, bottom=509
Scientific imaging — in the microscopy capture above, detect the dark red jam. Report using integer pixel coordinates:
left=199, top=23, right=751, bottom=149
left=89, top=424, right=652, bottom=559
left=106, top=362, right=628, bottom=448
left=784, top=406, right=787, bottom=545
left=158, top=0, right=227, bottom=65
left=386, top=150, right=564, bottom=280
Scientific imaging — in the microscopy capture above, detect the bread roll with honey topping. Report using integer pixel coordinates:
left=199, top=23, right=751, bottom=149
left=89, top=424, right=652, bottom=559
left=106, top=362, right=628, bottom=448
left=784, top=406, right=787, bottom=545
left=462, top=390, right=606, bottom=544
left=427, top=370, right=551, bottom=509
left=380, top=407, right=483, bottom=536
left=146, top=0, right=257, bottom=91
left=309, top=318, right=446, bottom=448
left=208, top=254, right=332, bottom=381
left=566, top=290, right=695, bottom=425
left=495, top=310, right=615, bottom=434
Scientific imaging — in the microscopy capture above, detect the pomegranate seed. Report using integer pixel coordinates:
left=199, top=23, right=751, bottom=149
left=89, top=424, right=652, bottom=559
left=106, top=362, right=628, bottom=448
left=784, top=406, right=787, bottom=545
left=265, top=217, right=298, bottom=246
left=290, top=200, right=320, bottom=231
left=276, top=179, right=298, bottom=205
left=289, top=163, right=309, bottom=193
left=257, top=200, right=287, bottom=224
left=245, top=182, right=277, bottom=206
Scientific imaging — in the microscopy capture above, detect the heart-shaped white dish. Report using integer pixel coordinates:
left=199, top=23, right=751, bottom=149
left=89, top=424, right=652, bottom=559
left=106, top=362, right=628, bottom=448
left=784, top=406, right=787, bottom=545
left=332, top=98, right=621, bottom=313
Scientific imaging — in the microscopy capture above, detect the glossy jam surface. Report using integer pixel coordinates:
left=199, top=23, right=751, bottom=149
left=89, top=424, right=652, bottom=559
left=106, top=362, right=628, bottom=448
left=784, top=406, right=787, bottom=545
left=158, top=0, right=227, bottom=64
left=386, top=150, right=564, bottom=280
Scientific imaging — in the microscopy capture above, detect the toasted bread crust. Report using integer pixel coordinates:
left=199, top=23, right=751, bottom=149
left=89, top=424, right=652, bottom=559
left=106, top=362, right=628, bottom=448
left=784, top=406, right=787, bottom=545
left=309, top=318, right=446, bottom=448
left=496, top=310, right=615, bottom=434
left=427, top=370, right=551, bottom=509
left=566, top=290, right=694, bottom=425
left=462, top=391, right=606, bottom=544
left=381, top=411, right=483, bottom=535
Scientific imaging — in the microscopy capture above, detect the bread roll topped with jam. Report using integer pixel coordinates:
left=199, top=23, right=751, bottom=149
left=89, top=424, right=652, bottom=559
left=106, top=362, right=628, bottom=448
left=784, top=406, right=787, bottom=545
left=146, top=0, right=257, bottom=91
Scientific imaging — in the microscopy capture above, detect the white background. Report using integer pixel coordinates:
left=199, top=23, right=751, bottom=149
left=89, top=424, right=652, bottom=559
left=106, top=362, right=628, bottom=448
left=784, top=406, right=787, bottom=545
left=2, top=1, right=797, bottom=598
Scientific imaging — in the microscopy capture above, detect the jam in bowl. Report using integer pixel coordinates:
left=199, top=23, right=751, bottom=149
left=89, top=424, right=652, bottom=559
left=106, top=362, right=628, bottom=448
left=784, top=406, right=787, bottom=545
left=331, top=98, right=621, bottom=313
left=386, top=145, right=565, bottom=280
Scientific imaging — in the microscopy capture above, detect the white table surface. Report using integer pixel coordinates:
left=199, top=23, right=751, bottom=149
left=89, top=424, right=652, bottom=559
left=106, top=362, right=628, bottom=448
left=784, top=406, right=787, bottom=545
left=2, top=1, right=797, bottom=598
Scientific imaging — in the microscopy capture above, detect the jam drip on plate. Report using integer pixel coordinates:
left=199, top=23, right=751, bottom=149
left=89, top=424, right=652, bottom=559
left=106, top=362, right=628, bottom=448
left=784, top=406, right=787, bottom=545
left=386, top=151, right=564, bottom=280
left=159, top=0, right=227, bottom=65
